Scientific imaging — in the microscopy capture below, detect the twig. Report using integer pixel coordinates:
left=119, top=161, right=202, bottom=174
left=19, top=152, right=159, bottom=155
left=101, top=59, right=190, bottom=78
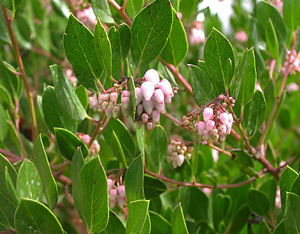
left=107, top=0, right=132, bottom=26
left=0, top=148, right=23, bottom=161
left=163, top=112, right=182, bottom=126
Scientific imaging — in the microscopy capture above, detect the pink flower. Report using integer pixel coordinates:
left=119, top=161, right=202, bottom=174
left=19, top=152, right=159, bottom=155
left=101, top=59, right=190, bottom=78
left=136, top=87, right=143, bottom=105
left=144, top=69, right=160, bottom=85
left=143, top=98, right=154, bottom=114
left=154, top=99, right=166, bottom=113
left=203, top=107, right=213, bottom=122
left=197, top=121, right=206, bottom=136
left=151, top=110, right=160, bottom=123
left=153, top=89, right=164, bottom=104
left=159, top=79, right=174, bottom=97
left=141, top=81, right=155, bottom=101
left=117, top=185, right=126, bottom=197
left=206, top=120, right=215, bottom=131
left=107, top=179, right=114, bottom=191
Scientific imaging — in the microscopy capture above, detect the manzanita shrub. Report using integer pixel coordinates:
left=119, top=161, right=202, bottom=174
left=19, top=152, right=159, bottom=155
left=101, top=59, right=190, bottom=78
left=1, top=0, right=300, bottom=233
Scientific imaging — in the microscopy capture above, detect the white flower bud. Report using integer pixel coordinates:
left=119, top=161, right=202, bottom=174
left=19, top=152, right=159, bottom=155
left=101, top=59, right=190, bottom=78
left=153, top=89, right=164, bottom=104
left=144, top=69, right=160, bottom=85
left=151, top=110, right=160, bottom=123
left=159, top=79, right=174, bottom=97
left=81, top=134, right=90, bottom=145
left=141, top=81, right=155, bottom=101
left=101, top=101, right=109, bottom=109
left=219, top=124, right=227, bottom=134
left=141, top=113, right=149, bottom=123
left=219, top=133, right=226, bottom=142
left=105, top=105, right=113, bottom=119
left=143, top=98, right=154, bottom=115
left=136, top=103, right=144, bottom=116
left=136, top=87, right=143, bottom=105
left=109, top=197, right=116, bottom=209
left=203, top=107, right=213, bottom=122
left=109, top=188, right=117, bottom=199
left=121, top=96, right=130, bottom=110
left=112, top=105, right=120, bottom=119
left=219, top=112, right=229, bottom=125
left=154, top=100, right=166, bottom=113
left=117, top=185, right=126, bottom=198
left=164, top=93, right=172, bottom=104
left=185, top=153, right=192, bottom=160
left=146, top=121, right=154, bottom=131
left=197, top=121, right=206, bottom=136
left=206, top=120, right=215, bottom=131
left=204, top=130, right=210, bottom=141
left=177, top=154, right=185, bottom=167
left=107, top=179, right=114, bottom=191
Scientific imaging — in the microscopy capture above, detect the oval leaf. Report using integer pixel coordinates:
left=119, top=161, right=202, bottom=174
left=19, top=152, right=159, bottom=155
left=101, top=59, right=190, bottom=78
left=283, top=0, right=300, bottom=31
left=0, top=104, right=8, bottom=141
left=144, top=175, right=167, bottom=199
left=247, top=189, right=270, bottom=216
left=99, top=210, right=125, bottom=234
left=213, top=194, right=231, bottom=231
left=91, top=0, right=114, bottom=24
left=280, top=166, right=298, bottom=212
left=149, top=211, right=171, bottom=234
left=284, top=192, right=300, bottom=233
left=266, top=19, right=280, bottom=67
left=171, top=203, right=189, bottom=234
left=126, top=0, right=144, bottom=19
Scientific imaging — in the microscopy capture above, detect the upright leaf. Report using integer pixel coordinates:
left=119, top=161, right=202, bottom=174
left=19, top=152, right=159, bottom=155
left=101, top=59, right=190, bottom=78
left=126, top=200, right=150, bottom=234
left=91, top=0, right=114, bottom=24
left=16, top=160, right=43, bottom=202
left=99, top=210, right=125, bottom=234
left=0, top=209, right=11, bottom=231
left=80, top=156, right=109, bottom=233
left=284, top=192, right=300, bottom=233
left=283, top=0, right=300, bottom=31
left=213, top=194, right=231, bottom=231
left=131, top=0, right=173, bottom=70
left=266, top=19, right=280, bottom=67
left=0, top=104, right=8, bottom=141
left=126, top=0, right=144, bottom=19
left=63, top=14, right=102, bottom=92
left=247, top=189, right=270, bottom=216
left=280, top=166, right=298, bottom=211
left=33, top=135, right=58, bottom=210
left=144, top=175, right=167, bottom=199
left=149, top=125, right=168, bottom=174
left=171, top=203, right=189, bottom=234
left=204, top=28, right=235, bottom=90
left=15, top=198, right=64, bottom=234
left=188, top=187, right=208, bottom=222
left=228, top=205, right=251, bottom=234
left=149, top=211, right=171, bottom=234
left=50, top=64, right=87, bottom=121
left=0, top=9, right=9, bottom=43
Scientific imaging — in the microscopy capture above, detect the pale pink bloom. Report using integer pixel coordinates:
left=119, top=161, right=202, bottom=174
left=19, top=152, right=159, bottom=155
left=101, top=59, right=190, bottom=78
left=212, top=149, right=219, bottom=163
left=143, top=98, right=154, bottom=115
left=206, top=120, right=215, bottom=131
left=234, top=30, right=248, bottom=43
left=144, top=69, right=160, bottom=85
left=117, top=185, right=126, bottom=197
left=121, top=97, right=130, bottom=110
left=146, top=121, right=154, bottom=130
left=110, top=92, right=118, bottom=103
left=197, top=121, right=206, bottom=136
left=151, top=110, right=160, bottom=123
left=153, top=89, right=164, bottom=104
left=76, top=7, right=97, bottom=27
left=122, top=90, right=130, bottom=97
left=135, top=87, right=143, bottom=105
left=141, top=113, right=149, bottom=123
left=109, top=188, right=117, bottom=199
left=286, top=82, right=299, bottom=93
left=219, top=112, right=229, bottom=125
left=159, top=79, right=174, bottom=97
left=219, top=124, right=227, bottom=134
left=189, top=28, right=205, bottom=45
left=136, top=103, right=144, bottom=116
left=164, top=93, right=172, bottom=104
left=117, top=195, right=125, bottom=208
left=107, top=179, right=114, bottom=191
left=203, top=107, right=213, bottom=122
left=141, top=81, right=155, bottom=101
left=154, top=99, right=166, bottom=113
left=176, top=155, right=185, bottom=167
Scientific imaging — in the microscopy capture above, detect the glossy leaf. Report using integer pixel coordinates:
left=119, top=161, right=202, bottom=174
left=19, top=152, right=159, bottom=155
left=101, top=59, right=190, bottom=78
left=94, top=19, right=112, bottom=79
left=280, top=166, right=298, bottom=211
left=126, top=199, right=150, bottom=234
left=126, top=0, right=144, bottom=19
left=228, top=205, right=251, bottom=234
left=149, top=211, right=171, bottom=234
left=188, top=187, right=208, bottom=222
left=125, top=155, right=145, bottom=204
left=149, top=125, right=168, bottom=174
left=144, top=175, right=167, bottom=199
left=273, top=220, right=285, bottom=234
left=266, top=19, right=280, bottom=66
left=213, top=194, right=231, bottom=230
left=283, top=0, right=300, bottom=31
left=99, top=210, right=125, bottom=234
left=50, top=64, right=87, bottom=121
left=291, top=174, right=300, bottom=198
left=15, top=198, right=64, bottom=234
left=33, top=135, right=58, bottom=210
left=204, top=27, right=235, bottom=90
left=42, top=86, right=77, bottom=134
left=284, top=192, right=300, bottom=233
left=0, top=104, right=8, bottom=141
left=171, top=203, right=189, bottom=234
left=91, top=0, right=114, bottom=24
left=232, top=48, right=256, bottom=106
left=0, top=209, right=11, bottom=231
left=160, top=7, right=188, bottom=67
left=189, top=64, right=217, bottom=106
left=0, top=9, right=9, bottom=43
left=54, top=127, right=89, bottom=160
left=16, top=160, right=42, bottom=202
left=109, top=130, right=127, bottom=167
left=131, top=0, right=173, bottom=70
left=247, top=189, right=270, bottom=216
left=51, top=0, right=70, bottom=18
left=80, top=156, right=109, bottom=233
left=63, top=14, right=102, bottom=92
left=136, top=125, right=145, bottom=154
left=4, top=167, right=17, bottom=208
left=75, top=85, right=88, bottom=111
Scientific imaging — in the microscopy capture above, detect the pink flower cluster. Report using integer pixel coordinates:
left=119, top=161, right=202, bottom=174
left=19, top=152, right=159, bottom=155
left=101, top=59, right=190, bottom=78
left=77, top=133, right=100, bottom=156
left=282, top=50, right=300, bottom=75
left=167, top=140, right=192, bottom=168
left=197, top=107, right=233, bottom=142
left=107, top=179, right=126, bottom=209
left=136, top=69, right=174, bottom=130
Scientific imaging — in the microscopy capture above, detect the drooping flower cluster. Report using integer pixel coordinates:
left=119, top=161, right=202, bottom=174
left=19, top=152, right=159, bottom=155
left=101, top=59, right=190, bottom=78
left=188, top=21, right=206, bottom=45
left=282, top=50, right=300, bottom=75
left=167, top=140, right=193, bottom=168
left=135, top=69, right=175, bottom=130
left=77, top=133, right=100, bottom=156
left=107, top=179, right=126, bottom=209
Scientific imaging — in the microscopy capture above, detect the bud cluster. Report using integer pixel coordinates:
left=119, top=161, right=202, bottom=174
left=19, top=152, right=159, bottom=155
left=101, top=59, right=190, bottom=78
left=282, top=50, right=300, bottom=75
left=135, top=69, right=175, bottom=130
left=167, top=140, right=193, bottom=168
left=99, top=89, right=131, bottom=119
left=77, top=133, right=100, bottom=156
left=107, top=179, right=126, bottom=209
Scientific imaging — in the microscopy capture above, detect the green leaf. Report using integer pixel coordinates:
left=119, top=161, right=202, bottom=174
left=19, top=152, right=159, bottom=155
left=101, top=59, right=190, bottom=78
left=149, top=211, right=171, bottom=234
left=266, top=19, right=280, bottom=67
left=136, top=125, right=145, bottom=154
left=125, top=155, right=145, bottom=204
left=0, top=104, right=8, bottom=141
left=188, top=187, right=208, bottom=222
left=160, top=7, right=188, bottom=67
left=126, top=200, right=150, bottom=234
left=228, top=205, right=250, bottom=234
left=280, top=166, right=298, bottom=212
left=144, top=175, right=167, bottom=199
left=284, top=192, right=300, bottom=233
left=75, top=85, right=88, bottom=111
left=80, top=156, right=109, bottom=233
left=131, top=0, right=173, bottom=70
left=204, top=27, right=236, bottom=90
left=42, top=86, right=77, bottom=134
left=0, top=154, right=17, bottom=227
left=63, top=14, right=102, bottom=92
left=0, top=209, right=11, bottom=231
left=243, top=90, right=266, bottom=137
left=247, top=189, right=270, bottom=216
left=171, top=203, right=189, bottom=234
left=213, top=194, right=231, bottom=231
left=0, top=0, right=22, bottom=13
left=99, top=210, right=125, bottom=234
left=51, top=0, right=70, bottom=18
left=273, top=220, right=285, bottom=234
left=231, top=150, right=258, bottom=177
left=283, top=0, right=300, bottom=31
left=70, top=149, right=85, bottom=222
left=189, top=64, right=218, bottom=106
left=0, top=58, right=19, bottom=98
left=91, top=0, right=114, bottom=24
left=54, top=127, right=89, bottom=160
left=291, top=174, right=300, bottom=198
left=4, top=167, right=18, bottom=207
left=50, top=64, right=87, bottom=121
left=126, top=0, right=144, bottom=19
left=16, top=159, right=43, bottom=202
left=15, top=198, right=64, bottom=234
left=149, top=125, right=168, bottom=174
left=33, top=135, right=58, bottom=210
left=94, top=19, right=112, bottom=79
left=232, top=48, right=256, bottom=106
left=0, top=9, right=9, bottom=43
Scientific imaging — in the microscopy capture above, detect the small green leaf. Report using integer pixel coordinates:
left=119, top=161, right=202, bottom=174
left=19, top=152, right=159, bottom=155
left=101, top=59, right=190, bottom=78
left=126, top=0, right=144, bottom=19
left=15, top=198, right=64, bottom=234
left=131, top=0, right=173, bottom=70
left=80, top=156, right=109, bottom=233
left=126, top=200, right=150, bottom=234
left=232, top=48, right=256, bottom=107
left=75, top=85, right=88, bottom=111
left=204, top=27, right=236, bottom=90
left=144, top=175, right=167, bottom=199
left=189, top=64, right=218, bottom=106
left=188, top=187, right=208, bottom=222
left=16, top=160, right=43, bottom=202
left=0, top=209, right=11, bottom=231
left=247, top=189, right=270, bottom=216
left=283, top=0, right=300, bottom=31
left=160, top=7, right=188, bottom=67
left=0, top=104, right=8, bottom=141
left=33, top=135, right=58, bottom=210
left=125, top=155, right=145, bottom=204
left=0, top=58, right=19, bottom=98
left=4, top=167, right=18, bottom=206
left=228, top=205, right=250, bottom=234
left=149, top=211, right=171, bottom=234
left=99, top=210, right=125, bottom=234
left=171, top=203, right=189, bottom=234
left=91, top=0, right=114, bottom=24
left=54, top=127, right=89, bottom=160
left=63, top=14, right=102, bottom=92
left=273, top=220, right=285, bottom=234
left=136, top=125, right=145, bottom=154
left=284, top=192, right=300, bottom=233
left=213, top=194, right=231, bottom=231
left=51, top=0, right=70, bottom=18
left=50, top=64, right=87, bottom=121
left=266, top=19, right=280, bottom=67
left=149, top=125, right=168, bottom=174
left=0, top=9, right=9, bottom=43
left=280, top=166, right=298, bottom=211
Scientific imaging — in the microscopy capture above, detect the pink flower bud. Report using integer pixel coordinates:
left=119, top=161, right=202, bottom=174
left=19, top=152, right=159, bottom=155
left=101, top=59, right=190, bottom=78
left=154, top=100, right=166, bottom=114
left=146, top=121, right=154, bottom=130
left=81, top=134, right=90, bottom=145
left=141, top=81, right=155, bottom=101
left=112, top=105, right=120, bottom=119
left=136, top=103, right=144, bottom=116
left=143, top=98, right=154, bottom=115
left=203, top=107, right=213, bottom=122
left=144, top=69, right=160, bottom=85
left=105, top=105, right=113, bottom=119
left=101, top=101, right=109, bottom=109
left=153, top=89, right=164, bottom=104
left=117, top=185, right=126, bottom=198
left=159, top=79, right=174, bottom=97
left=117, top=195, right=125, bottom=208
left=177, top=154, right=185, bottom=167
left=141, top=113, right=149, bottom=123
left=110, top=92, right=118, bottom=103
left=219, top=124, right=227, bottom=134
left=121, top=96, right=130, bottom=110
left=122, top=90, right=130, bottom=97
left=136, top=87, right=143, bottom=105
left=164, top=93, right=172, bottom=104
left=109, top=188, right=117, bottom=199
left=204, top=130, right=210, bottom=141
left=206, top=120, right=215, bottom=131
left=107, top=179, right=114, bottom=191
left=151, top=110, right=160, bottom=123
left=109, top=197, right=116, bottom=209
left=219, top=133, right=226, bottom=142
left=219, top=112, right=229, bottom=125
left=197, top=121, right=206, bottom=136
